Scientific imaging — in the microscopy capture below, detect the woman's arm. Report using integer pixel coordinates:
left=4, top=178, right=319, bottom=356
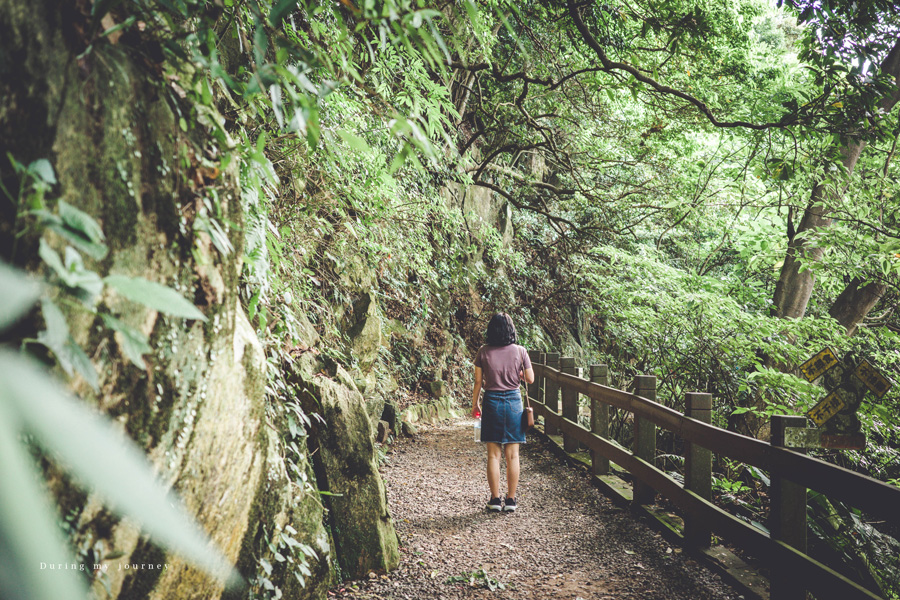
left=519, top=347, right=535, bottom=384
left=522, top=367, right=535, bottom=385
left=472, top=366, right=483, bottom=417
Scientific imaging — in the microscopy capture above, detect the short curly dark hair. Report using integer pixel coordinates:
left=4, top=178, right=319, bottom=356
left=485, top=312, right=517, bottom=346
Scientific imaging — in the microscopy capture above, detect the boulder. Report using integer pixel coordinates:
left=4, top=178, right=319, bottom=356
left=376, top=420, right=391, bottom=443
left=296, top=310, right=321, bottom=349
left=347, top=293, right=383, bottom=371
left=400, top=398, right=461, bottom=425
left=292, top=355, right=400, bottom=577
left=401, top=421, right=418, bottom=438
left=336, top=254, right=375, bottom=292
left=425, top=380, right=448, bottom=399
left=381, top=400, right=399, bottom=434
left=0, top=8, right=337, bottom=596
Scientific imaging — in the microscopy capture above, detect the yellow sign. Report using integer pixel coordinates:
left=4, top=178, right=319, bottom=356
left=807, top=391, right=846, bottom=427
left=854, top=360, right=892, bottom=399
left=799, top=347, right=838, bottom=382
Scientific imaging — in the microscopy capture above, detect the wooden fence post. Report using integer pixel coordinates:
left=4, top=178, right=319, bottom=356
left=537, top=351, right=546, bottom=405
left=527, top=350, right=541, bottom=405
left=544, top=353, right=560, bottom=435
left=561, top=357, right=577, bottom=452
left=770, top=415, right=808, bottom=600
left=632, top=375, right=657, bottom=505
left=576, top=366, right=586, bottom=450
left=590, top=365, right=609, bottom=476
left=684, top=392, right=712, bottom=548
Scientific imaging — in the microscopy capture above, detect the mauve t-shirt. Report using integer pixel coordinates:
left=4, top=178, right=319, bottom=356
left=474, top=344, right=532, bottom=391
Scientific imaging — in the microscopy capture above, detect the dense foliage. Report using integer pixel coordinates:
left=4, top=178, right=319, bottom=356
left=3, top=0, right=899, bottom=597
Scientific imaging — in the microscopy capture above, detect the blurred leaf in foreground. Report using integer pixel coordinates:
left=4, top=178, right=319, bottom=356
left=0, top=262, right=241, bottom=600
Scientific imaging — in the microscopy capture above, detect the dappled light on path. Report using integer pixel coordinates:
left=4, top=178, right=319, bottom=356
left=331, top=419, right=743, bottom=599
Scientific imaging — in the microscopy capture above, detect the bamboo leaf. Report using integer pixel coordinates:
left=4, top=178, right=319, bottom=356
left=336, top=129, right=371, bottom=153
left=101, top=314, right=152, bottom=369
left=0, top=404, right=88, bottom=600
left=0, top=261, right=40, bottom=331
left=0, top=350, right=239, bottom=587
left=36, top=297, right=99, bottom=390
left=105, top=275, right=207, bottom=321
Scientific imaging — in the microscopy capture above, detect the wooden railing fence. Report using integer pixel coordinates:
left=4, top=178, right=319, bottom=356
left=528, top=351, right=900, bottom=600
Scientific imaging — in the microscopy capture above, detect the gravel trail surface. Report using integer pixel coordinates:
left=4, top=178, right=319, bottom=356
left=331, top=419, right=744, bottom=600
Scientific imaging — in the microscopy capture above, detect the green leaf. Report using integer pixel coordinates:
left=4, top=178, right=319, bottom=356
left=38, top=238, right=67, bottom=280
left=105, top=275, right=207, bottom=321
left=39, top=240, right=104, bottom=303
left=0, top=401, right=88, bottom=600
left=101, top=314, right=152, bottom=369
left=248, top=289, right=261, bottom=321
left=36, top=297, right=99, bottom=390
left=260, top=557, right=273, bottom=575
left=29, top=159, right=57, bottom=185
left=54, top=200, right=108, bottom=260
left=47, top=223, right=108, bottom=260
left=0, top=261, right=40, bottom=331
left=37, top=297, right=70, bottom=356
left=269, top=0, right=298, bottom=26
left=270, top=84, right=284, bottom=129
left=63, top=247, right=104, bottom=303
left=336, top=129, right=372, bottom=153
left=0, top=350, right=240, bottom=587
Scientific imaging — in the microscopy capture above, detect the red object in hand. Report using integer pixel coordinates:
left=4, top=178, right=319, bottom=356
left=474, top=410, right=481, bottom=418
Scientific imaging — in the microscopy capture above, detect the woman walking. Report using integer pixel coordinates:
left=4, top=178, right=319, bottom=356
left=471, top=313, right=535, bottom=512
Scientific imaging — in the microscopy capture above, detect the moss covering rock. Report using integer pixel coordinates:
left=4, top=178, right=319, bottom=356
left=291, top=353, right=400, bottom=578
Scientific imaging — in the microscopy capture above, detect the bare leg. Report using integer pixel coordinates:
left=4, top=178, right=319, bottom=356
left=504, top=443, right=520, bottom=498
left=486, top=442, right=502, bottom=498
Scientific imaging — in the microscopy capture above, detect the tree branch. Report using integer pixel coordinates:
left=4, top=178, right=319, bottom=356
left=566, top=0, right=801, bottom=131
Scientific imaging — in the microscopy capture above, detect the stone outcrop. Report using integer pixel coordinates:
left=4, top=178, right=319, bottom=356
left=442, top=181, right=514, bottom=249
left=291, top=354, right=400, bottom=578
left=347, top=293, right=383, bottom=371
left=400, top=397, right=461, bottom=425
left=0, top=2, right=398, bottom=598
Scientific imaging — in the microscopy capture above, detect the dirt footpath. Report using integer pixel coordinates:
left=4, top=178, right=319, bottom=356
left=331, top=419, right=745, bottom=600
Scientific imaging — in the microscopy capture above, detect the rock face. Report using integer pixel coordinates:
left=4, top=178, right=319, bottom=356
left=0, top=2, right=397, bottom=598
left=425, top=380, right=449, bottom=398
left=400, top=397, right=461, bottom=425
left=291, top=354, right=400, bottom=579
left=376, top=420, right=391, bottom=443
left=443, top=181, right=514, bottom=249
left=347, top=293, right=383, bottom=370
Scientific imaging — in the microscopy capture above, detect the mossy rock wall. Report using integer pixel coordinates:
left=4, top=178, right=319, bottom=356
left=290, top=354, right=400, bottom=579
left=400, top=397, right=462, bottom=425
left=0, top=2, right=340, bottom=598
left=2, top=3, right=514, bottom=598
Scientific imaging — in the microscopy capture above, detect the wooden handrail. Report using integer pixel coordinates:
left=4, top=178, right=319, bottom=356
left=534, top=363, right=900, bottom=527
left=531, top=360, right=900, bottom=600
left=533, top=399, right=881, bottom=599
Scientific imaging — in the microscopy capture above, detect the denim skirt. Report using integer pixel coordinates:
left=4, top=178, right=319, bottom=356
left=481, top=389, right=526, bottom=444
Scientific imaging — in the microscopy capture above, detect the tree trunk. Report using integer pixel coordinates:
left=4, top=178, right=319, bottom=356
left=771, top=39, right=900, bottom=321
left=771, top=144, right=863, bottom=319
left=829, top=278, right=887, bottom=335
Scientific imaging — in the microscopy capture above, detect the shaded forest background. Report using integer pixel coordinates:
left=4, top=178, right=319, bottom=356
left=1, top=0, right=899, bottom=598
